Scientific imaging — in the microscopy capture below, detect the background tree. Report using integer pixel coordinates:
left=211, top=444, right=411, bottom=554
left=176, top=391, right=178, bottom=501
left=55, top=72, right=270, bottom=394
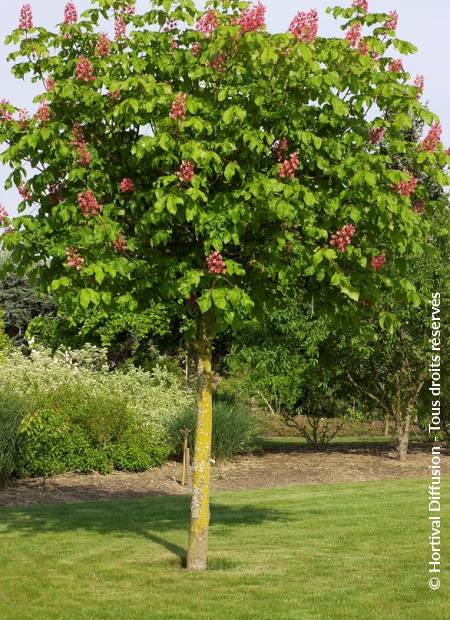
left=1, top=0, right=448, bottom=569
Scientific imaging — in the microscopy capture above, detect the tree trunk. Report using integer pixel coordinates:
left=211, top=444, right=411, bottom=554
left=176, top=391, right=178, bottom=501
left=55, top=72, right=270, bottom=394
left=187, top=311, right=213, bottom=570
left=397, top=410, right=411, bottom=462
left=384, top=413, right=390, bottom=437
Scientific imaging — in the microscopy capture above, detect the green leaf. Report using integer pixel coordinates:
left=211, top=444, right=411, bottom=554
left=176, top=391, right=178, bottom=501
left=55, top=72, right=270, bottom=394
left=197, top=291, right=212, bottom=314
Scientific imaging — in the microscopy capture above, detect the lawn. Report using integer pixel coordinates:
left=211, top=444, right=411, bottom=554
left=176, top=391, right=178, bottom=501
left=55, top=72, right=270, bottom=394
left=0, top=478, right=448, bottom=620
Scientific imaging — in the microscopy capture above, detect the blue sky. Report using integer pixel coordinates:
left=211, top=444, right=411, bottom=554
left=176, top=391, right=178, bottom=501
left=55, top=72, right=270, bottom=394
left=1, top=0, right=449, bottom=216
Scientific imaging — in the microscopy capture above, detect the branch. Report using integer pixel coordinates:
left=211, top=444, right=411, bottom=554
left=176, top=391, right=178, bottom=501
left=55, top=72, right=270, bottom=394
left=346, top=373, right=390, bottom=414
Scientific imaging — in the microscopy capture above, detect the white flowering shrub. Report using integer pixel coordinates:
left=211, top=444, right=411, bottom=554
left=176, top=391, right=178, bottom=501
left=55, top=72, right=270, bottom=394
left=0, top=346, right=195, bottom=478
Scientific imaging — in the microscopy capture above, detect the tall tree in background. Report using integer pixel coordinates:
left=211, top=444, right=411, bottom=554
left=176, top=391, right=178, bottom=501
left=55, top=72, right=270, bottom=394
left=1, top=0, right=448, bottom=568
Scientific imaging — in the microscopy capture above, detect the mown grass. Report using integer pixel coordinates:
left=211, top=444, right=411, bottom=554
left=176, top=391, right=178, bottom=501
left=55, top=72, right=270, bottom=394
left=0, top=478, right=448, bottom=619
left=257, top=435, right=399, bottom=450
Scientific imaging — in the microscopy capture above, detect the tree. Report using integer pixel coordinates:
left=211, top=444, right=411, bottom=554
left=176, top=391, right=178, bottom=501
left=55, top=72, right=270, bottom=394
left=1, top=0, right=448, bottom=569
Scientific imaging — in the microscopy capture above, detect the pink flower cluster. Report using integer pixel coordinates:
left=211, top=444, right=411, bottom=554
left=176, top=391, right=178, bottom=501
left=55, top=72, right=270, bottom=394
left=352, top=0, right=368, bottom=12
left=412, top=199, right=425, bottom=214
left=196, top=9, right=219, bottom=37
left=210, top=53, right=227, bottom=72
left=45, top=76, right=56, bottom=91
left=388, top=59, right=403, bottom=72
left=236, top=2, right=266, bottom=33
left=369, top=126, right=385, bottom=144
left=393, top=175, right=418, bottom=196
left=207, top=250, right=227, bottom=275
left=288, top=10, right=318, bottom=43
left=115, top=15, right=127, bottom=40
left=420, top=122, right=442, bottom=153
left=384, top=10, right=398, bottom=30
left=0, top=100, right=13, bottom=123
left=0, top=205, right=9, bottom=225
left=170, top=93, right=187, bottom=120
left=279, top=152, right=299, bottom=179
left=66, top=247, right=84, bottom=270
left=330, top=224, right=356, bottom=252
left=71, top=124, right=92, bottom=166
left=177, top=161, right=195, bottom=183
left=19, top=183, right=32, bottom=201
left=120, top=177, right=134, bottom=193
left=371, top=253, right=385, bottom=272
left=19, top=4, right=33, bottom=30
left=96, top=33, right=110, bottom=57
left=113, top=235, right=127, bottom=253
left=78, top=190, right=101, bottom=217
left=64, top=2, right=78, bottom=24
left=35, top=102, right=51, bottom=123
left=414, top=75, right=424, bottom=98
left=345, top=22, right=362, bottom=48
left=76, top=56, right=95, bottom=82
left=18, top=108, right=29, bottom=129
left=192, top=42, right=202, bottom=56
left=358, top=40, right=369, bottom=55
left=108, top=90, right=121, bottom=102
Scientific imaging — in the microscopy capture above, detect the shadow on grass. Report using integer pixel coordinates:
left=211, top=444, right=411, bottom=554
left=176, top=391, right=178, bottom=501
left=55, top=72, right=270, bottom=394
left=0, top=495, right=286, bottom=567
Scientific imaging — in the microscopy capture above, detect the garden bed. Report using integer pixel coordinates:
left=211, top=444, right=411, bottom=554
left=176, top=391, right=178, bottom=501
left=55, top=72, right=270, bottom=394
left=1, top=439, right=449, bottom=507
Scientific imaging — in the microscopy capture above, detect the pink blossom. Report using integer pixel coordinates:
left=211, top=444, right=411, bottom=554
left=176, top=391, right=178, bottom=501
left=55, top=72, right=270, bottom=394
left=78, top=190, right=101, bottom=217
left=236, top=2, right=266, bottom=33
left=368, top=126, right=385, bottom=144
left=66, top=247, right=84, bottom=270
left=171, top=38, right=178, bottom=49
left=96, top=33, right=110, bottom=57
left=279, top=152, right=299, bottom=179
left=192, top=42, right=201, bottom=56
left=0, top=100, right=13, bottom=123
left=384, top=10, right=398, bottom=30
left=210, top=54, right=227, bottom=72
left=352, top=0, right=368, bottom=12
left=411, top=200, right=425, bottom=214
left=45, top=77, right=56, bottom=91
left=414, top=74, right=424, bottom=98
left=388, top=59, right=403, bottom=72
left=288, top=10, right=318, bottom=43
left=207, top=250, right=227, bottom=275
left=35, top=102, right=50, bottom=123
left=19, top=184, right=32, bottom=201
left=358, top=40, right=369, bottom=55
left=419, top=122, right=442, bottom=153
left=170, top=93, right=187, bottom=120
left=120, top=177, right=134, bottom=193
left=19, top=4, right=33, bottom=30
left=196, top=10, right=219, bottom=38
left=446, top=148, right=450, bottom=156
left=113, top=235, right=127, bottom=253
left=115, top=14, right=127, bottom=40
left=177, top=161, right=195, bottom=183
left=371, top=253, right=385, bottom=272
left=64, top=2, right=78, bottom=24
left=345, top=22, right=362, bottom=48
left=392, top=174, right=418, bottom=197
left=18, top=108, right=29, bottom=129
left=330, top=224, right=356, bottom=252
left=76, top=56, right=95, bottom=82
left=108, top=90, right=121, bottom=102
left=0, top=205, right=9, bottom=225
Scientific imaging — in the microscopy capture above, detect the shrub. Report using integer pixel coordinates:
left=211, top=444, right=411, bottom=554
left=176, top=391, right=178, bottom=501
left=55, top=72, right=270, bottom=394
left=0, top=346, right=190, bottom=479
left=0, top=393, right=26, bottom=484
left=167, top=394, right=257, bottom=461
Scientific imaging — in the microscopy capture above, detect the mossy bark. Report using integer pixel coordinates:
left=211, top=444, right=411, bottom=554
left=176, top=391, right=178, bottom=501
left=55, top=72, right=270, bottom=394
left=187, top=311, right=213, bottom=570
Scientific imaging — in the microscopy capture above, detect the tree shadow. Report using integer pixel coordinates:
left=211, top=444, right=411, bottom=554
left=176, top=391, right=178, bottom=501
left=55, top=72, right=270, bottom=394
left=0, top=495, right=286, bottom=567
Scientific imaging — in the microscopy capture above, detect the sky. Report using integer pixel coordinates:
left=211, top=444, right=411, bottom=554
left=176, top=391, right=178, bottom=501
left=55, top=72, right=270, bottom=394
left=1, top=0, right=449, bottom=217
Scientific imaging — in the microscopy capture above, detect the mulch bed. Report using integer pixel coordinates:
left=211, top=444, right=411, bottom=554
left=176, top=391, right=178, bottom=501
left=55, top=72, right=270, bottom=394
left=1, top=443, right=449, bottom=507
